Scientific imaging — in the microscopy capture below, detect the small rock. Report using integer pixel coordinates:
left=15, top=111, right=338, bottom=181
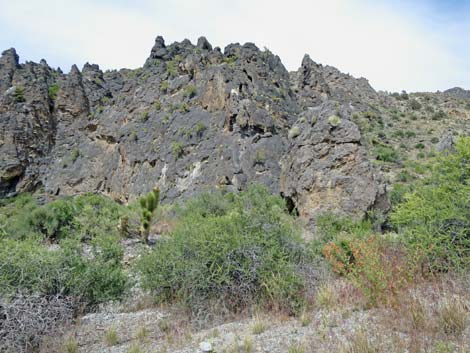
left=199, top=341, right=213, bottom=352
left=288, top=126, right=301, bottom=139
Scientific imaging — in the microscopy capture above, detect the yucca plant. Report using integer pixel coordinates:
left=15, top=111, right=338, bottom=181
left=139, top=188, right=160, bottom=244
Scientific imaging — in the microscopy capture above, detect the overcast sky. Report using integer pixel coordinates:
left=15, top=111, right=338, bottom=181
left=0, top=0, right=469, bottom=92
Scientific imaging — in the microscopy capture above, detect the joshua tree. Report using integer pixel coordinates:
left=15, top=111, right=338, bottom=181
left=139, top=187, right=160, bottom=244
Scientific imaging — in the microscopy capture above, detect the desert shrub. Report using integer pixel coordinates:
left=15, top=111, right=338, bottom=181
left=0, top=193, right=127, bottom=241
left=324, top=234, right=410, bottom=306
left=136, top=185, right=311, bottom=315
left=0, top=194, right=38, bottom=239
left=48, top=84, right=60, bottom=100
left=159, top=80, right=169, bottom=92
left=311, top=214, right=373, bottom=256
left=166, top=60, right=178, bottom=77
left=432, top=110, right=447, bottom=120
left=0, top=235, right=128, bottom=306
left=389, top=183, right=414, bottom=206
left=415, top=143, right=425, bottom=149
left=391, top=137, right=470, bottom=272
left=140, top=110, right=150, bottom=122
left=183, top=84, right=197, bottom=98
left=13, top=86, right=25, bottom=102
left=195, top=122, right=207, bottom=137
left=397, top=170, right=414, bottom=182
left=0, top=294, right=74, bottom=353
left=374, top=145, right=399, bottom=162
left=171, top=141, right=184, bottom=159
left=409, top=99, right=422, bottom=110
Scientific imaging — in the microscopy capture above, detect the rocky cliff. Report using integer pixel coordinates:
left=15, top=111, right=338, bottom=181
left=0, top=36, right=389, bottom=226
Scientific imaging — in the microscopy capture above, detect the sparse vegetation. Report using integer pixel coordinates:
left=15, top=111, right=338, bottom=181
left=437, top=297, right=468, bottom=335
left=195, top=121, right=207, bottom=137
left=251, top=317, right=267, bottom=334
left=48, top=84, right=60, bottom=101
left=104, top=326, right=119, bottom=346
left=184, top=84, right=197, bottom=98
left=374, top=145, right=399, bottom=162
left=140, top=110, right=150, bottom=122
left=160, top=80, right=169, bottom=92
left=13, top=86, right=26, bottom=102
left=171, top=141, right=184, bottom=159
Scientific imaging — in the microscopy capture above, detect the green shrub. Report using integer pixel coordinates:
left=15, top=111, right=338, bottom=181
left=0, top=235, right=128, bottom=306
left=140, top=110, right=150, bottom=122
left=166, top=60, right=178, bottom=77
left=374, top=145, right=399, bottom=163
left=179, top=102, right=190, bottom=113
left=409, top=99, right=422, bottom=110
left=159, top=80, right=169, bottom=93
left=183, top=84, right=197, bottom=98
left=432, top=110, right=447, bottom=120
left=48, top=84, right=60, bottom=100
left=415, top=143, right=425, bottom=149
left=391, top=137, right=470, bottom=272
left=171, top=141, right=184, bottom=159
left=153, top=100, right=162, bottom=111
left=0, top=193, right=127, bottom=241
left=389, top=183, right=414, bottom=206
left=13, top=86, right=25, bottom=103
left=136, top=185, right=310, bottom=315
left=311, top=214, right=373, bottom=256
left=195, top=122, right=207, bottom=137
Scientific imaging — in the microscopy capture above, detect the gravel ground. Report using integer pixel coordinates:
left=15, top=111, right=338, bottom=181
left=67, top=285, right=469, bottom=353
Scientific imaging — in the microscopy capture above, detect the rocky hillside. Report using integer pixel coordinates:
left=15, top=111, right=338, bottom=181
left=1, top=35, right=469, bottom=226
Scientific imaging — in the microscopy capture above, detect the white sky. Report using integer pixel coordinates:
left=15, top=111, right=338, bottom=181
left=0, top=0, right=469, bottom=92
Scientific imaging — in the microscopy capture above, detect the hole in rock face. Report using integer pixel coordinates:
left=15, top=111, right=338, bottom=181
left=0, top=174, right=22, bottom=198
left=281, top=193, right=299, bottom=217
left=226, top=114, right=237, bottom=132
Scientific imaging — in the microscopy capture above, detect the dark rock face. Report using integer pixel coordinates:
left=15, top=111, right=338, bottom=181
left=444, top=87, right=470, bottom=99
left=0, top=36, right=389, bottom=227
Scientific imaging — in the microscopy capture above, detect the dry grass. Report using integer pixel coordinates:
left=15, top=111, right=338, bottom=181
left=158, top=317, right=172, bottom=334
left=127, top=343, right=144, bottom=353
left=287, top=342, right=307, bottom=353
left=437, top=297, right=468, bottom=336
left=251, top=316, right=268, bottom=334
left=61, top=335, right=79, bottom=353
left=315, top=282, right=338, bottom=310
left=242, top=336, right=254, bottom=353
left=408, top=297, right=428, bottom=331
left=104, top=326, right=119, bottom=346
left=299, top=309, right=312, bottom=327
left=341, top=330, right=380, bottom=353
left=135, top=325, right=149, bottom=342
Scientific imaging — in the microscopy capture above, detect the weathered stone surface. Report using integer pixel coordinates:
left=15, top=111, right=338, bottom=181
left=0, top=36, right=390, bottom=227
